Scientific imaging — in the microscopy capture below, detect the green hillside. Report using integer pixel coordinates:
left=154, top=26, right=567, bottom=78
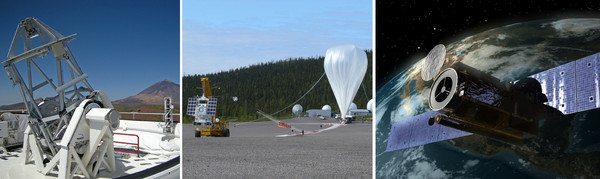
left=182, top=50, right=372, bottom=122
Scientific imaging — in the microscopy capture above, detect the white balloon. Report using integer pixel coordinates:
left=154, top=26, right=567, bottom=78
left=324, top=45, right=368, bottom=119
left=366, top=99, right=374, bottom=111
left=292, top=104, right=303, bottom=115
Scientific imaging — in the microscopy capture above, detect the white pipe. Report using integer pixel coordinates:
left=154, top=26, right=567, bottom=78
left=118, top=126, right=180, bottom=138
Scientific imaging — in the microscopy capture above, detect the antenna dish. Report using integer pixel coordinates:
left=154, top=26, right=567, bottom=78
left=421, top=44, right=447, bottom=81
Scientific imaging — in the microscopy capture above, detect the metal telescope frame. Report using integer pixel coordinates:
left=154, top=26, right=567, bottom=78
left=2, top=18, right=119, bottom=179
left=3, top=17, right=96, bottom=155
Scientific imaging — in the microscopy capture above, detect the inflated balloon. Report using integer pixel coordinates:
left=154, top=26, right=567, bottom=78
left=324, top=45, right=368, bottom=119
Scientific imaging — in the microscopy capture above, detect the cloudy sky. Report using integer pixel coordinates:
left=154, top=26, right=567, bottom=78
left=182, top=0, right=373, bottom=75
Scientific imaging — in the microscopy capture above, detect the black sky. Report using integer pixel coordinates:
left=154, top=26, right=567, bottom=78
left=376, top=0, right=600, bottom=88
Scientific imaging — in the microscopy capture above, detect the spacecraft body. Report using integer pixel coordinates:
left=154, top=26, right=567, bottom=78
left=428, top=62, right=552, bottom=145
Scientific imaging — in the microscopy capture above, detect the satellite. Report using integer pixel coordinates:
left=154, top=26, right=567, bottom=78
left=187, top=95, right=217, bottom=123
left=386, top=44, right=600, bottom=152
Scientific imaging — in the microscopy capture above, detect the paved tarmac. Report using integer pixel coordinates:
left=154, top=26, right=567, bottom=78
left=182, top=117, right=372, bottom=178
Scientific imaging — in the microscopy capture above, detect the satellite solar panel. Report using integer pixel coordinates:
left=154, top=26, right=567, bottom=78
left=530, top=60, right=576, bottom=114
left=576, top=53, right=600, bottom=113
left=386, top=111, right=471, bottom=152
left=207, top=98, right=217, bottom=117
left=530, top=52, right=600, bottom=114
left=557, top=61, right=577, bottom=114
left=187, top=97, right=197, bottom=115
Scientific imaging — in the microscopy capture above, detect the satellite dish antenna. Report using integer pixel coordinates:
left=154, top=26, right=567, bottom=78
left=421, top=44, right=447, bottom=81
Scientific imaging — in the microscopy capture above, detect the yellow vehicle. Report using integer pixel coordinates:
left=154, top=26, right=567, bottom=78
left=190, top=78, right=230, bottom=137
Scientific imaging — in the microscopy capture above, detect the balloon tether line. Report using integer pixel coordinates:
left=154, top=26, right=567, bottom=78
left=235, top=72, right=326, bottom=126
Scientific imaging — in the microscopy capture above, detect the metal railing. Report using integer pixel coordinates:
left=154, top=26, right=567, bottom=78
left=113, top=132, right=140, bottom=157
left=119, top=112, right=180, bottom=120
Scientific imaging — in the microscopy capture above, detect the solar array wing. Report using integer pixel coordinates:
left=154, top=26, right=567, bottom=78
left=386, top=111, right=471, bottom=152
left=186, top=97, right=198, bottom=115
left=207, top=98, right=217, bottom=117
left=529, top=52, right=600, bottom=114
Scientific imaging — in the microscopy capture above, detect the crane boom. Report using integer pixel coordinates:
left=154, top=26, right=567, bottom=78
left=201, top=78, right=213, bottom=97
left=201, top=78, right=216, bottom=119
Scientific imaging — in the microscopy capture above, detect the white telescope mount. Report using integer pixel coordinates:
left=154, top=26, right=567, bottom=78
left=3, top=17, right=119, bottom=178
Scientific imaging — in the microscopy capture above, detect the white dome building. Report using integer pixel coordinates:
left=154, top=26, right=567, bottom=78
left=322, top=105, right=332, bottom=111
left=307, top=105, right=332, bottom=118
left=349, top=103, right=358, bottom=110
left=292, top=104, right=303, bottom=116
left=367, top=99, right=374, bottom=111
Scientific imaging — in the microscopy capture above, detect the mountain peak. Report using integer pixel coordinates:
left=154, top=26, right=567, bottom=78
left=113, top=80, right=180, bottom=107
left=139, top=80, right=178, bottom=95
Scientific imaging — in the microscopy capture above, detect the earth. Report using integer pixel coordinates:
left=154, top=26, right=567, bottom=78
left=376, top=18, right=600, bottom=178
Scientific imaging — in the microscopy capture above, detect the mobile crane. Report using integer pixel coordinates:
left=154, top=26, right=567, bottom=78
left=188, top=78, right=230, bottom=137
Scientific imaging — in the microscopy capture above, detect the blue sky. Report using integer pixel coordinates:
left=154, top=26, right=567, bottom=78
left=0, top=1, right=179, bottom=105
left=182, top=0, right=372, bottom=75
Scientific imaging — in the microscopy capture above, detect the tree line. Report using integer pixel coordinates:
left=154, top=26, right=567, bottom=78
left=182, top=50, right=372, bottom=122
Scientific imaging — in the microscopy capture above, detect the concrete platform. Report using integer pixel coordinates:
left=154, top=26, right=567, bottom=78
left=182, top=117, right=372, bottom=178
left=0, top=120, right=180, bottom=178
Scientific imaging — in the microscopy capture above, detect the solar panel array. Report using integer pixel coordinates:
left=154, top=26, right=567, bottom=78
left=529, top=52, right=600, bottom=114
left=207, top=98, right=217, bottom=117
left=576, top=54, right=600, bottom=113
left=187, top=97, right=218, bottom=117
left=386, top=111, right=471, bottom=152
left=186, top=97, right=198, bottom=115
